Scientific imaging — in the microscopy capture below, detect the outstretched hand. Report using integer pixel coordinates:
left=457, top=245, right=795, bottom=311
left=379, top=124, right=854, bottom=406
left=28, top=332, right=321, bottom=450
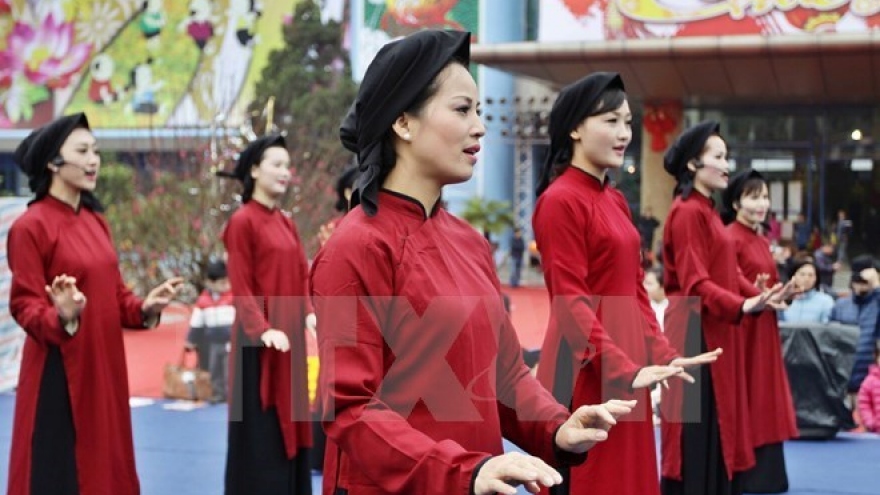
left=670, top=347, right=722, bottom=369
left=555, top=399, right=637, bottom=454
left=742, top=282, right=784, bottom=313
left=473, top=452, right=561, bottom=495
left=142, top=277, right=184, bottom=316
left=632, top=365, right=687, bottom=390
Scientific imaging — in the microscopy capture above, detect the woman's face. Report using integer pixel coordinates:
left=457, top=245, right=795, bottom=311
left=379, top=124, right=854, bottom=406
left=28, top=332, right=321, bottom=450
left=736, top=183, right=770, bottom=227
left=251, top=146, right=291, bottom=199
left=692, top=135, right=730, bottom=193
left=53, top=128, right=100, bottom=192
left=793, top=264, right=817, bottom=291
left=570, top=99, right=633, bottom=170
left=403, top=63, right=485, bottom=185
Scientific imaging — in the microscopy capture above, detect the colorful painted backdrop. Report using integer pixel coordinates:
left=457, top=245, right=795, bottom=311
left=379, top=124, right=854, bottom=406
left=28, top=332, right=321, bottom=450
left=353, top=0, right=478, bottom=81
left=540, top=0, right=880, bottom=41
left=0, top=0, right=299, bottom=129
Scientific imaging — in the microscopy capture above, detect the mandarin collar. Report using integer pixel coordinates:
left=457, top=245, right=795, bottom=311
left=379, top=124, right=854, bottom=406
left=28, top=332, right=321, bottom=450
left=687, top=189, right=716, bottom=208
left=44, top=193, right=83, bottom=214
left=244, top=198, right=280, bottom=214
left=732, top=219, right=761, bottom=235
left=379, top=189, right=441, bottom=220
left=565, top=165, right=611, bottom=191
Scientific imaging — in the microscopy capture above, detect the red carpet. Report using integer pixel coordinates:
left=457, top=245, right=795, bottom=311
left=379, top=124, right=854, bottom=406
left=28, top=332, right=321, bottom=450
left=503, top=285, right=550, bottom=350
left=124, top=303, right=193, bottom=398
left=124, top=286, right=551, bottom=398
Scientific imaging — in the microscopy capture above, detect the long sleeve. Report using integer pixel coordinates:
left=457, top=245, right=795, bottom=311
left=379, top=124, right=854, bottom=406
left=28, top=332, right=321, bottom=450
left=738, top=272, right=761, bottom=298
left=7, top=223, right=69, bottom=346
left=667, top=207, right=744, bottom=323
left=224, top=213, right=270, bottom=341
left=534, top=195, right=641, bottom=389
left=485, top=248, right=584, bottom=467
left=495, top=321, right=586, bottom=467
left=313, top=240, right=489, bottom=495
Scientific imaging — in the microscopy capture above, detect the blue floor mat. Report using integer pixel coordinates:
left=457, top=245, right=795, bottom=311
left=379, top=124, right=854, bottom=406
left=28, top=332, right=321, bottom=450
left=2, top=393, right=878, bottom=494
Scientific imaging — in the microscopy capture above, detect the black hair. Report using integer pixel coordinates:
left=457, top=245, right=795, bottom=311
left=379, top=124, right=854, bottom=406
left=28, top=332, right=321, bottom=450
left=31, top=125, right=104, bottom=212
left=788, top=259, right=819, bottom=291
left=241, top=145, right=285, bottom=203
left=378, top=57, right=471, bottom=177
left=646, top=266, right=664, bottom=286
left=738, top=176, right=767, bottom=201
left=544, top=87, right=627, bottom=185
left=721, top=175, right=767, bottom=224
left=205, top=260, right=227, bottom=281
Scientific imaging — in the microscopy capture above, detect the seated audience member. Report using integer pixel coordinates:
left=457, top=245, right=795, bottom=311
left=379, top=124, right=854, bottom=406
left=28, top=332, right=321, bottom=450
left=780, top=259, right=834, bottom=324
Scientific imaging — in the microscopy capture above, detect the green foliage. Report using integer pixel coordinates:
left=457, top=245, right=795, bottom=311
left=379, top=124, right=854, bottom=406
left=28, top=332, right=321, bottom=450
left=460, top=197, right=515, bottom=239
left=95, top=162, right=136, bottom=207
left=87, top=0, right=359, bottom=297
left=96, top=159, right=236, bottom=300
left=250, top=0, right=358, bottom=255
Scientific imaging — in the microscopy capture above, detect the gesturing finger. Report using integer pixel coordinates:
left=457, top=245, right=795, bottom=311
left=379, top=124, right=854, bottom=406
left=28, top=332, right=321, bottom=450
left=575, top=404, right=616, bottom=427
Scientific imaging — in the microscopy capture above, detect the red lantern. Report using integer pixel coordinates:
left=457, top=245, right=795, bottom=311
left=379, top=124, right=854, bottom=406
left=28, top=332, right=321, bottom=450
left=643, top=102, right=681, bottom=152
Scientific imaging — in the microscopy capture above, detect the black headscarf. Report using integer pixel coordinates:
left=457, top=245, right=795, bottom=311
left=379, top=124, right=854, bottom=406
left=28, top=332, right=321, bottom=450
left=13, top=112, right=103, bottom=211
left=218, top=134, right=286, bottom=203
left=663, top=120, right=721, bottom=199
left=340, top=29, right=470, bottom=216
left=536, top=72, right=625, bottom=196
left=720, top=168, right=765, bottom=224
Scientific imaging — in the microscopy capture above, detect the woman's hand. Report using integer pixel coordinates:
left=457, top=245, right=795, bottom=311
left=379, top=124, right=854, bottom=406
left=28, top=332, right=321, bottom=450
left=473, top=452, right=562, bottom=495
left=555, top=399, right=637, bottom=454
left=632, top=365, right=688, bottom=389
left=742, top=282, right=784, bottom=313
left=45, top=274, right=86, bottom=323
left=141, top=277, right=184, bottom=316
left=261, top=329, right=290, bottom=352
left=669, top=348, right=723, bottom=370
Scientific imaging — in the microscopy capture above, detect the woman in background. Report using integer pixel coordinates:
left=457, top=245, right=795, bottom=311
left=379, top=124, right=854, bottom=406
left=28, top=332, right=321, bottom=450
left=7, top=112, right=181, bottom=494
left=779, top=259, right=834, bottom=324
left=533, top=72, right=720, bottom=495
left=221, top=135, right=315, bottom=494
left=722, top=168, right=798, bottom=493
left=660, top=121, right=790, bottom=495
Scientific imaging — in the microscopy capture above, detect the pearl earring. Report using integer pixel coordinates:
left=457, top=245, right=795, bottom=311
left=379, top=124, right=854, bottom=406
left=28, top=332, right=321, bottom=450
left=403, top=133, right=411, bottom=141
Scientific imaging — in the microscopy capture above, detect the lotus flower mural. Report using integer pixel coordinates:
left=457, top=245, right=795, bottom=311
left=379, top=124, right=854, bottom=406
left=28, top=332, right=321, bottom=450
left=0, top=11, right=92, bottom=126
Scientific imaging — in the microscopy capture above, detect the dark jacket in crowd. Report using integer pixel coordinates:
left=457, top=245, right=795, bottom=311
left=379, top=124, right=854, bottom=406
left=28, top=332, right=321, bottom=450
left=831, top=288, right=880, bottom=392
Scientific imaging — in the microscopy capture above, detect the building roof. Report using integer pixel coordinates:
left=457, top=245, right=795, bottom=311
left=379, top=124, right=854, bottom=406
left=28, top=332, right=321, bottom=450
left=471, top=32, right=880, bottom=105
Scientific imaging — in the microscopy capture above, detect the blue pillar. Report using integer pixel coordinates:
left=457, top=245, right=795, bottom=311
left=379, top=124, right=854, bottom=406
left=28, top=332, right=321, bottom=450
left=445, top=0, right=524, bottom=254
